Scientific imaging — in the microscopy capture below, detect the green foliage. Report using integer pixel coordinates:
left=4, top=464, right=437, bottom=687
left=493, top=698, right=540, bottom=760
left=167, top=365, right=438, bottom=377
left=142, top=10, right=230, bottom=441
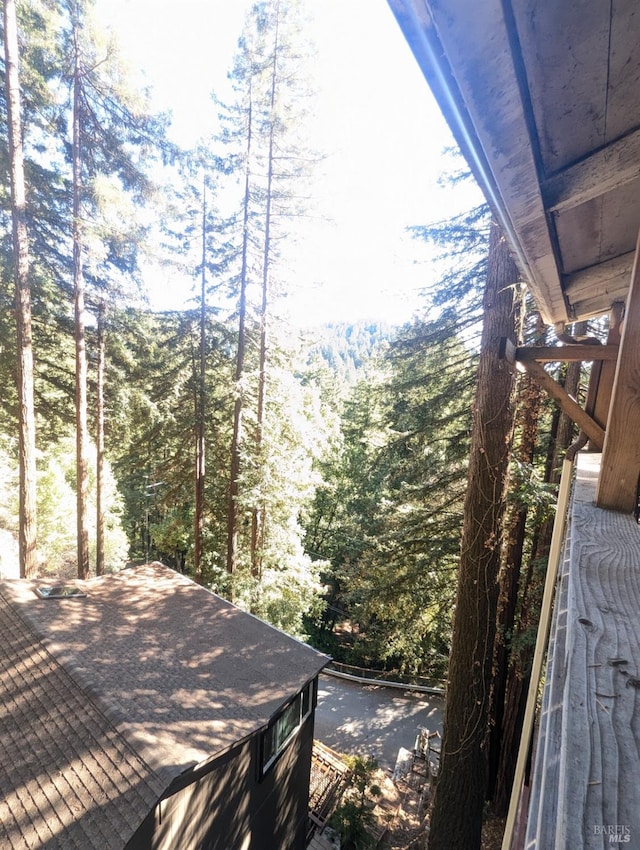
left=225, top=338, right=331, bottom=635
left=303, top=292, right=479, bottom=676
left=37, top=436, right=128, bottom=576
left=0, top=437, right=20, bottom=578
left=0, top=0, right=492, bottom=679
left=509, top=458, right=558, bottom=519
left=330, top=756, right=382, bottom=850
left=96, top=302, right=326, bottom=637
left=0, top=432, right=128, bottom=578
left=107, top=308, right=228, bottom=571
left=308, top=322, right=395, bottom=385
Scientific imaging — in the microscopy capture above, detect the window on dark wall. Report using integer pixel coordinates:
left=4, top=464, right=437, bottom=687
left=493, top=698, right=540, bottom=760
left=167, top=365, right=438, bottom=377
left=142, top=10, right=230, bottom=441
left=260, top=679, right=315, bottom=776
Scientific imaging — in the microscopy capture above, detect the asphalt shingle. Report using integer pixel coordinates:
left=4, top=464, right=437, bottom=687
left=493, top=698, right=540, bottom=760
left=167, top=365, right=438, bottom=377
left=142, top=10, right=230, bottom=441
left=0, top=564, right=328, bottom=849
left=0, top=590, right=165, bottom=850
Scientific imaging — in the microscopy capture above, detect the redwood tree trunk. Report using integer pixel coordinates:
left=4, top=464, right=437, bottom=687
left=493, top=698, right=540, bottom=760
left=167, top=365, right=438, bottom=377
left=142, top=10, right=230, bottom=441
left=4, top=0, right=38, bottom=578
left=95, top=302, right=105, bottom=576
left=194, top=183, right=207, bottom=584
left=491, top=333, right=583, bottom=812
left=250, top=10, right=279, bottom=581
left=73, top=29, right=90, bottom=579
left=428, top=221, right=519, bottom=850
left=487, top=334, right=544, bottom=803
left=226, top=96, right=253, bottom=586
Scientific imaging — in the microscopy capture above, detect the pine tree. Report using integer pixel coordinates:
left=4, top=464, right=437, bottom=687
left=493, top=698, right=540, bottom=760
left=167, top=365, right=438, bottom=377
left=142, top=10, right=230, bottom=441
left=70, top=9, right=90, bottom=577
left=193, top=182, right=208, bottom=583
left=428, top=221, right=521, bottom=850
left=3, top=0, right=38, bottom=577
left=224, top=75, right=254, bottom=583
left=95, top=299, right=105, bottom=575
left=348, top=322, right=476, bottom=677
left=302, top=193, right=492, bottom=676
left=213, top=0, right=318, bottom=601
left=57, top=0, right=170, bottom=576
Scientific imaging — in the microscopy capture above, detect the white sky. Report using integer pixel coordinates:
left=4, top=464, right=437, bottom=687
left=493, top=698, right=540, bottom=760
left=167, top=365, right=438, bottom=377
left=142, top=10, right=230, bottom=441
left=95, top=0, right=482, bottom=325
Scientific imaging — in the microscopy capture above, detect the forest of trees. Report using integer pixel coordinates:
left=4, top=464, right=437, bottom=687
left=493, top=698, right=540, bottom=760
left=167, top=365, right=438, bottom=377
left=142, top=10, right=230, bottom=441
left=0, top=1, right=608, bottom=846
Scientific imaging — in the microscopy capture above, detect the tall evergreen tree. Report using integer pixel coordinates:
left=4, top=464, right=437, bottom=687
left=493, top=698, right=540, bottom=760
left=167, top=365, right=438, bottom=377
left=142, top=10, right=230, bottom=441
left=250, top=0, right=289, bottom=579
left=193, top=181, right=208, bottom=583
left=489, top=321, right=591, bottom=814
left=95, top=298, right=105, bottom=575
left=225, top=77, right=254, bottom=582
left=304, top=185, right=491, bottom=673
left=70, top=9, right=90, bottom=576
left=3, top=0, right=38, bottom=577
left=348, top=322, right=476, bottom=677
left=214, top=0, right=317, bottom=598
left=56, top=0, right=170, bottom=576
left=428, top=221, right=521, bottom=850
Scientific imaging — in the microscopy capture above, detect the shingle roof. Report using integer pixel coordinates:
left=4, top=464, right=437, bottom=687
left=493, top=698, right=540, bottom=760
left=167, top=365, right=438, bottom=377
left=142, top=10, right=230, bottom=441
left=0, top=590, right=166, bottom=850
left=0, top=563, right=329, bottom=849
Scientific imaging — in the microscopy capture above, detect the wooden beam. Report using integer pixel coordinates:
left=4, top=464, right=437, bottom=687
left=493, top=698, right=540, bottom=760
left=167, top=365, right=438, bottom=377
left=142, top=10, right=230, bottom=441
left=563, top=252, right=634, bottom=300
left=597, top=236, right=640, bottom=512
left=562, top=253, right=633, bottom=320
left=542, top=127, right=640, bottom=214
left=520, top=359, right=605, bottom=447
left=515, top=344, right=618, bottom=363
left=500, top=338, right=618, bottom=365
left=591, top=302, right=624, bottom=430
left=568, top=289, right=630, bottom=323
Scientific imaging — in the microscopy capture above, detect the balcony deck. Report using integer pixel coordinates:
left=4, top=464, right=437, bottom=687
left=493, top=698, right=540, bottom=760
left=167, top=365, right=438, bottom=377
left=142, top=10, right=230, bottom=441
left=525, top=453, right=640, bottom=848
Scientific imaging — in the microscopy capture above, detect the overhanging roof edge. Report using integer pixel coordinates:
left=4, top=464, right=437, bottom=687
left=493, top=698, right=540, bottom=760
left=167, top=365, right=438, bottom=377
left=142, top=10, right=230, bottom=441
left=387, top=0, right=569, bottom=325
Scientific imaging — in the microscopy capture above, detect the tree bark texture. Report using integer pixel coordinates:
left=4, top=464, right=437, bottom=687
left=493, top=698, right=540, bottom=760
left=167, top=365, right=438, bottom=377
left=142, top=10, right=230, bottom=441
left=226, top=96, right=253, bottom=587
left=488, top=359, right=544, bottom=806
left=4, top=0, right=38, bottom=578
left=250, top=1, right=280, bottom=582
left=428, top=221, right=519, bottom=850
left=491, top=328, right=584, bottom=812
left=73, top=31, right=90, bottom=578
left=194, top=184, right=207, bottom=584
left=95, top=303, right=105, bottom=576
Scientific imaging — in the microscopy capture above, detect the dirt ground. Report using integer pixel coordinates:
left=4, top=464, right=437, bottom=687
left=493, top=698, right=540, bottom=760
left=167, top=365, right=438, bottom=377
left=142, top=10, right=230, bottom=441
left=371, top=769, right=430, bottom=848
left=369, top=768, right=505, bottom=850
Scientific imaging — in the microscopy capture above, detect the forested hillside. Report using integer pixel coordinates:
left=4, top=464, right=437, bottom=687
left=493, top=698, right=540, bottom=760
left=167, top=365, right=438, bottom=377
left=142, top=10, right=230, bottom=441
left=0, top=0, right=600, bottom=732
left=4, top=9, right=616, bottom=839
left=1, top=0, right=470, bottom=659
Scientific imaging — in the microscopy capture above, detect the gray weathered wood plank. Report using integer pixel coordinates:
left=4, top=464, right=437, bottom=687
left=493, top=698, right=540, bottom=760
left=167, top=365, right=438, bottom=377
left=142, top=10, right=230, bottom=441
left=525, top=453, right=640, bottom=849
left=543, top=130, right=640, bottom=214
left=514, top=344, right=618, bottom=364
left=513, top=0, right=610, bottom=173
left=559, top=455, right=640, bottom=847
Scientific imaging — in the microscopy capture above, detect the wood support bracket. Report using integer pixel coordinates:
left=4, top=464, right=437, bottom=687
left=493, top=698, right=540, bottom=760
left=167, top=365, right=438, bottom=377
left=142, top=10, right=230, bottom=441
left=517, top=359, right=605, bottom=449
left=500, top=339, right=618, bottom=364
